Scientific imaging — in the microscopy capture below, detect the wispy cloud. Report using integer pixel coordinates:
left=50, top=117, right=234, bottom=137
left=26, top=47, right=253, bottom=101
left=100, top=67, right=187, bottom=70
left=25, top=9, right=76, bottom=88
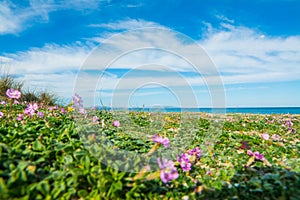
left=2, top=42, right=92, bottom=101
left=3, top=43, right=91, bottom=74
left=89, top=18, right=161, bottom=30
left=2, top=18, right=300, bottom=106
left=0, top=0, right=104, bottom=35
left=0, top=1, right=23, bottom=34
left=201, top=20, right=300, bottom=83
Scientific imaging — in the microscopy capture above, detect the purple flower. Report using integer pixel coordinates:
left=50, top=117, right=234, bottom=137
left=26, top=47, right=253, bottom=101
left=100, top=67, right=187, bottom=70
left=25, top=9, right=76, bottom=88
left=151, top=134, right=170, bottom=148
left=271, top=134, right=280, bottom=141
left=72, top=93, right=83, bottom=108
left=92, top=116, right=99, bottom=122
left=261, top=132, right=269, bottom=140
left=112, top=120, right=120, bottom=127
left=253, top=151, right=265, bottom=161
left=61, top=108, right=66, bottom=114
left=188, top=147, right=202, bottom=158
left=0, top=111, right=4, bottom=118
left=177, top=153, right=192, bottom=171
left=13, top=100, right=19, bottom=104
left=37, top=111, right=44, bottom=118
left=6, top=89, right=21, bottom=99
left=287, top=127, right=296, bottom=133
left=247, top=150, right=254, bottom=156
left=247, top=150, right=265, bottom=161
left=24, top=103, right=39, bottom=116
left=285, top=120, right=293, bottom=127
left=48, top=106, right=58, bottom=111
left=206, top=170, right=212, bottom=175
left=0, top=101, right=5, bottom=105
left=16, top=114, right=24, bottom=121
left=157, top=158, right=179, bottom=183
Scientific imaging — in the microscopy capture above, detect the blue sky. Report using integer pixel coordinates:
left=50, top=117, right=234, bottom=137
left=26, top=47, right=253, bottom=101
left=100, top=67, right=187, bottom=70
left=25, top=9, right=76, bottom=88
left=0, top=0, right=300, bottom=108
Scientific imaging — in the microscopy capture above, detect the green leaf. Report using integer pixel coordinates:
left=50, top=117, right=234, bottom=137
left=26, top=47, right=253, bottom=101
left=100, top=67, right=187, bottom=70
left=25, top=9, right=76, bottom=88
left=83, top=155, right=90, bottom=171
left=20, top=170, right=27, bottom=182
left=87, top=175, right=96, bottom=185
left=114, top=181, right=123, bottom=191
left=73, top=150, right=87, bottom=160
left=32, top=139, right=45, bottom=151
left=51, top=187, right=61, bottom=199
left=8, top=169, right=20, bottom=186
left=77, top=189, right=88, bottom=198
left=64, top=155, right=73, bottom=164
left=37, top=181, right=50, bottom=196
left=0, top=178, right=8, bottom=198
left=52, top=171, right=64, bottom=180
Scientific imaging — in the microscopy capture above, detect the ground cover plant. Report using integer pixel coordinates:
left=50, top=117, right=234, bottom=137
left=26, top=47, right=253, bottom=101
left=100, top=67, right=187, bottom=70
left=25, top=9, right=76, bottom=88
left=0, top=89, right=299, bottom=199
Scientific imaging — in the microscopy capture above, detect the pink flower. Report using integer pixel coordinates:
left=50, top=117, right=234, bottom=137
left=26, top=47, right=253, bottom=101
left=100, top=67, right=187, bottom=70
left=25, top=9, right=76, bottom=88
left=247, top=150, right=254, bottom=156
left=247, top=150, right=265, bottom=161
left=61, top=108, right=66, bottom=114
left=24, top=103, right=39, bottom=116
left=37, top=111, right=44, bottom=118
left=188, top=147, right=202, bottom=158
left=271, top=134, right=280, bottom=141
left=72, top=93, right=83, bottom=109
left=13, top=100, right=19, bottom=104
left=287, top=127, right=296, bottom=133
left=151, top=134, right=170, bottom=148
left=6, top=89, right=21, bottom=99
left=0, top=111, right=4, bottom=118
left=285, top=120, right=293, bottom=127
left=0, top=101, right=5, bottom=105
left=112, top=120, right=120, bottom=127
left=16, top=114, right=24, bottom=121
left=157, top=158, right=179, bottom=183
left=177, top=153, right=192, bottom=171
left=254, top=152, right=265, bottom=161
left=261, top=132, right=269, bottom=140
left=48, top=106, right=58, bottom=111
left=92, top=116, right=99, bottom=122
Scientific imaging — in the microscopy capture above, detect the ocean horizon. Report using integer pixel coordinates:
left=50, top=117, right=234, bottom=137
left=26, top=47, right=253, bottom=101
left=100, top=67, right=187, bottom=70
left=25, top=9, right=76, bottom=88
left=97, top=107, right=300, bottom=114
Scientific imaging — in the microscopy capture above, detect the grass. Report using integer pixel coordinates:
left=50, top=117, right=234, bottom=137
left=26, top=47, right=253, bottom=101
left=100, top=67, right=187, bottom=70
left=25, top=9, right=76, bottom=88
left=0, top=69, right=59, bottom=105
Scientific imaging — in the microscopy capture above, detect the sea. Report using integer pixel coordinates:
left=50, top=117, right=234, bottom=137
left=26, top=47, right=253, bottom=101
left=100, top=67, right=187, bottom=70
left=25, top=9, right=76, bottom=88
left=101, top=107, right=300, bottom=114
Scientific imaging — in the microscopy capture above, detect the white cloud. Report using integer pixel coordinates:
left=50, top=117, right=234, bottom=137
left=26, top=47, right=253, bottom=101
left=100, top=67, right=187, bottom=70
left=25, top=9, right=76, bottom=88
left=0, top=0, right=103, bottom=35
left=2, top=42, right=92, bottom=104
left=201, top=23, right=300, bottom=82
left=215, top=15, right=235, bottom=24
left=16, top=72, right=76, bottom=99
left=4, top=43, right=91, bottom=74
left=2, top=18, right=300, bottom=107
left=83, top=26, right=217, bottom=78
left=0, top=1, right=23, bottom=34
left=89, top=18, right=161, bottom=30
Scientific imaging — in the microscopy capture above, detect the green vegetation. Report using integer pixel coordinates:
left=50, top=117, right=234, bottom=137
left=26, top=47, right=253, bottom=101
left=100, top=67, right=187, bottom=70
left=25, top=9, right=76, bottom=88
left=0, top=74, right=299, bottom=199
left=0, top=70, right=59, bottom=105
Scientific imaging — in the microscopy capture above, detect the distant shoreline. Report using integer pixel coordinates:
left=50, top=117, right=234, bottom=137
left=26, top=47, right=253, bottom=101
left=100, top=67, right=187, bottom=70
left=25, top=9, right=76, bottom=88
left=96, top=107, right=300, bottom=114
